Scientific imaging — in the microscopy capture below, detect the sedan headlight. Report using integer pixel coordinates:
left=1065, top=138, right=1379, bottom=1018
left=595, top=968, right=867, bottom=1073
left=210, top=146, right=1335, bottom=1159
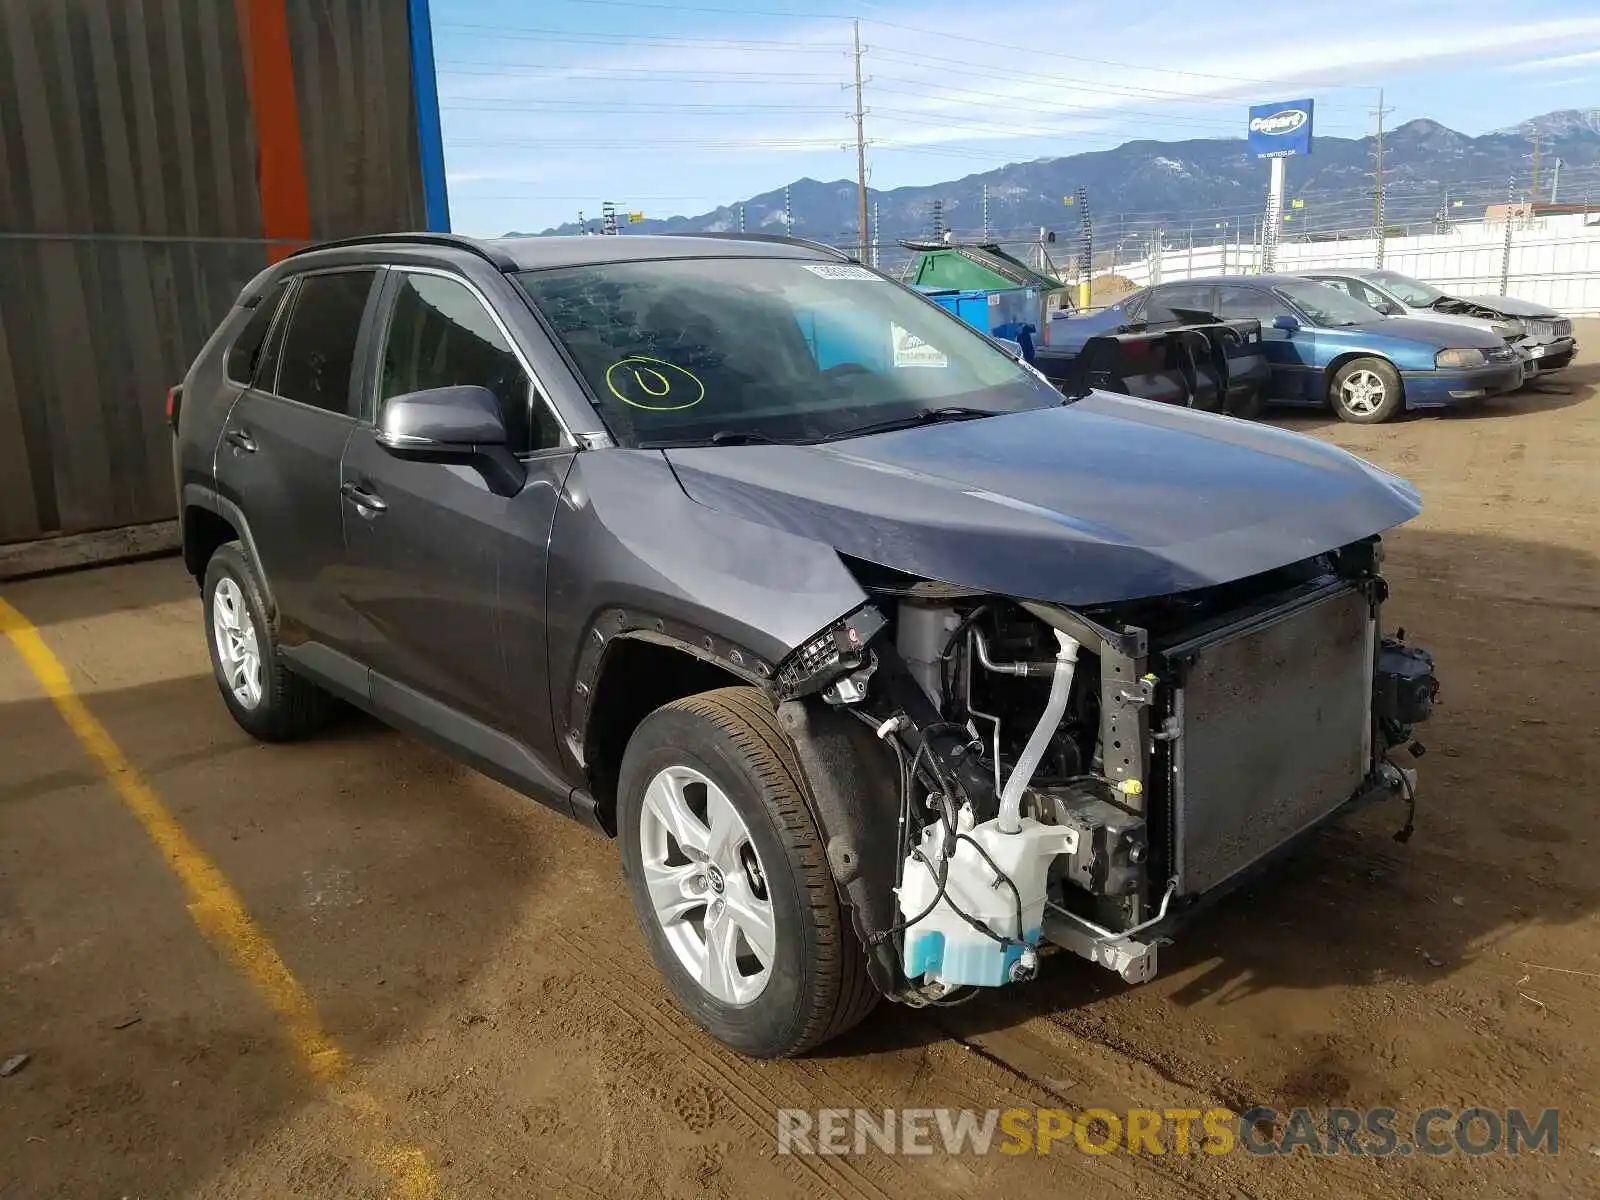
left=1491, top=320, right=1525, bottom=339
left=1436, top=348, right=1486, bottom=369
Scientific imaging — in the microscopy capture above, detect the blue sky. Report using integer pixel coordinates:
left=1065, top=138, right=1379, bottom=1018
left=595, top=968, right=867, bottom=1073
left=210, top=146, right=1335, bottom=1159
left=431, top=0, right=1600, bottom=235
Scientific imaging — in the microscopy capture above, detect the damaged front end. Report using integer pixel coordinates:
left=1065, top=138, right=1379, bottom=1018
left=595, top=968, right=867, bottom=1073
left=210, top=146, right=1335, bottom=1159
left=773, top=537, right=1439, bottom=1006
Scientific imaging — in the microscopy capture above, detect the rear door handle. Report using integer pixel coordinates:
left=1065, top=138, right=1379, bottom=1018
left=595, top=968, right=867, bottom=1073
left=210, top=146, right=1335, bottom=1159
left=340, top=481, right=388, bottom=515
left=224, top=427, right=256, bottom=453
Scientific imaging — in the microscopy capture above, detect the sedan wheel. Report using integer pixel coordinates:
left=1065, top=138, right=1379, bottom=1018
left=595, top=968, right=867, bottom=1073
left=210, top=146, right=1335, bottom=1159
left=1330, top=357, right=1403, bottom=424
left=1339, top=369, right=1387, bottom=417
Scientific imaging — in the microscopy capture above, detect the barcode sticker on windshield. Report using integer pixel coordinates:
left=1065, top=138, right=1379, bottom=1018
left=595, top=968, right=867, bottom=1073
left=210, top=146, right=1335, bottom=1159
left=802, top=264, right=882, bottom=281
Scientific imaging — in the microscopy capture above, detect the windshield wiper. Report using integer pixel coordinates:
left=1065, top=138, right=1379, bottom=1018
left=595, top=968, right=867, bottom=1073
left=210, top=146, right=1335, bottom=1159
left=641, top=429, right=787, bottom=448
left=822, top=406, right=996, bottom=442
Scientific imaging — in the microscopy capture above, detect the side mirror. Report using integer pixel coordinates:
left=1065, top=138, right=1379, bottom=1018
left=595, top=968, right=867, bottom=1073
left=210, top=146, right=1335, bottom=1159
left=1272, top=314, right=1301, bottom=332
left=375, top=385, right=525, bottom=494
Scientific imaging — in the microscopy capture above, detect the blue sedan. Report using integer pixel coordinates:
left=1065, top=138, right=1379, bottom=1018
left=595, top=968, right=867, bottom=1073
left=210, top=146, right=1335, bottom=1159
left=1049, top=274, right=1524, bottom=423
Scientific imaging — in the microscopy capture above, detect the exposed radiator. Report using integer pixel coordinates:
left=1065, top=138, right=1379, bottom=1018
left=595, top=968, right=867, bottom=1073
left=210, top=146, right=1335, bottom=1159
left=1166, top=585, right=1375, bottom=897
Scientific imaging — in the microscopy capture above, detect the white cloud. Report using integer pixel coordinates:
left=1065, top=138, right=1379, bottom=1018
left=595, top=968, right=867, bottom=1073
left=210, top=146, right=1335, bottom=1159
left=1499, top=47, right=1600, bottom=72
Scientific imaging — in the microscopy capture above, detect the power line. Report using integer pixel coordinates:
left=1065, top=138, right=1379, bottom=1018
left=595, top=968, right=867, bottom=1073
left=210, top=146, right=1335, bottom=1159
left=435, top=21, right=848, bottom=52
left=866, top=47, right=1378, bottom=111
left=441, top=99, right=844, bottom=113
left=539, top=0, right=1377, bottom=89
left=435, top=58, right=844, bottom=80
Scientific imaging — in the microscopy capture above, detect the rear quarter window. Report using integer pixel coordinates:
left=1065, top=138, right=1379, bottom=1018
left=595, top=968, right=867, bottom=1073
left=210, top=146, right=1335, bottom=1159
left=225, top=282, right=290, bottom=386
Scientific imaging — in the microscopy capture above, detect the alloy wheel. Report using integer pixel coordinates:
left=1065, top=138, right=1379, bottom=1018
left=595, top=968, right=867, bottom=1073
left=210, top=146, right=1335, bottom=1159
left=1339, top=369, right=1387, bottom=416
left=211, top=577, right=263, bottom=710
left=637, top=764, right=776, bottom=1005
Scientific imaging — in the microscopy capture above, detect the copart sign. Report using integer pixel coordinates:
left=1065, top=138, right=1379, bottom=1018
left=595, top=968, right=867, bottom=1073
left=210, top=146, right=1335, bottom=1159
left=1247, top=99, right=1314, bottom=158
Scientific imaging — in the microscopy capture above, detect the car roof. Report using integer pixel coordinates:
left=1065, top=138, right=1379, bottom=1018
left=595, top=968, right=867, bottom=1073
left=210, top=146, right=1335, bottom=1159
left=1149, top=273, right=1330, bottom=288
left=284, top=231, right=849, bottom=273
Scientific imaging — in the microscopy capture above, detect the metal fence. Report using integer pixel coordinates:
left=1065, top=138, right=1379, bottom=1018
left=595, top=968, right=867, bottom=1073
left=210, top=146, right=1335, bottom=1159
left=0, top=0, right=428, bottom=545
left=1102, top=213, right=1600, bottom=315
left=830, top=210, right=1600, bottom=317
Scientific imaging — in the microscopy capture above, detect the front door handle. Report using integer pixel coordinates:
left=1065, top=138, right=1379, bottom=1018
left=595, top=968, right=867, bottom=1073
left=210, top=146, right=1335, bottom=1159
left=224, top=427, right=256, bottom=453
left=340, top=481, right=388, bottom=515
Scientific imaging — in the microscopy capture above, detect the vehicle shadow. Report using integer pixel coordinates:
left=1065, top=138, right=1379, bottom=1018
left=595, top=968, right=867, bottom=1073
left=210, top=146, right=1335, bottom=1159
left=1263, top=360, right=1596, bottom=434
left=0, top=552, right=196, bottom=628
left=823, top=525, right=1600, bottom=1096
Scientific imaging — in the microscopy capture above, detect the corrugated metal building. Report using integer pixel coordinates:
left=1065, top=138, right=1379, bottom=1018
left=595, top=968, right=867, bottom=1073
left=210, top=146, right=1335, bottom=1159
left=0, top=0, right=448, bottom=544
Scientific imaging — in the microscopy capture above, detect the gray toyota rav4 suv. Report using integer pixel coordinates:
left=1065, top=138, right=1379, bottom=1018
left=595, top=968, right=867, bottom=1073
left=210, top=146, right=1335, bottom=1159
left=172, top=232, right=1437, bottom=1058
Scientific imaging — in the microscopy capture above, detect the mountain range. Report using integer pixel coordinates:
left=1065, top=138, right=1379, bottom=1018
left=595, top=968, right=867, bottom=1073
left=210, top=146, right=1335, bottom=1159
left=516, top=109, right=1600, bottom=249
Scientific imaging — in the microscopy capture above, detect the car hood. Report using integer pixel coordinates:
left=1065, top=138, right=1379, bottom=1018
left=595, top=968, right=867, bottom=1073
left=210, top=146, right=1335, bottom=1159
left=1343, top=315, right=1504, bottom=347
left=663, top=394, right=1422, bottom=606
left=1455, top=295, right=1560, bottom=319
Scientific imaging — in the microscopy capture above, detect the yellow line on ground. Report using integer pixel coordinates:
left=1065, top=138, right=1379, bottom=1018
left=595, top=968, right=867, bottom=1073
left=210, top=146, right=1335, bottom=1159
left=0, top=596, right=441, bottom=1200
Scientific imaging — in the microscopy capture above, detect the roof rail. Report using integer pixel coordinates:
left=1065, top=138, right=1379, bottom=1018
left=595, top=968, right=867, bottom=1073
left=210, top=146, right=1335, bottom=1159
left=284, top=232, right=520, bottom=271
left=664, top=231, right=856, bottom=262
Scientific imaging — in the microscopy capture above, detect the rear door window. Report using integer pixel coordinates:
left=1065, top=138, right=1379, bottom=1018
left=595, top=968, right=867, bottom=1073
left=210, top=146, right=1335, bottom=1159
left=271, top=270, right=378, bottom=414
left=226, top=282, right=290, bottom=386
left=1148, top=283, right=1216, bottom=323
left=1216, top=285, right=1292, bottom=322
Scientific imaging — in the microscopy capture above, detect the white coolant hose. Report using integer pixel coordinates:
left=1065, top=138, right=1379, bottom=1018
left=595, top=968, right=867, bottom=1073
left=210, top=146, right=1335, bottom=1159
left=997, top=629, right=1080, bottom=833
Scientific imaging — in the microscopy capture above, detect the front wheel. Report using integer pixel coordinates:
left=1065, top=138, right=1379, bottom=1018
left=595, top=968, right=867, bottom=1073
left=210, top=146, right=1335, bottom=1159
left=617, top=687, right=878, bottom=1058
left=1330, top=357, right=1403, bottom=423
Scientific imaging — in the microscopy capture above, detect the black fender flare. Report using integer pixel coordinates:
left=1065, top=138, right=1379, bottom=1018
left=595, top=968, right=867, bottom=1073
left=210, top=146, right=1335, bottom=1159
left=180, top=484, right=277, bottom=617
left=563, top=606, right=776, bottom=771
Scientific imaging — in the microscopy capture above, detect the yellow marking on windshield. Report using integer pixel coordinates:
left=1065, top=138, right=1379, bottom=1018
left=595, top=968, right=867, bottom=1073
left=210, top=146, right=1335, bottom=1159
left=604, top=354, right=706, bottom=411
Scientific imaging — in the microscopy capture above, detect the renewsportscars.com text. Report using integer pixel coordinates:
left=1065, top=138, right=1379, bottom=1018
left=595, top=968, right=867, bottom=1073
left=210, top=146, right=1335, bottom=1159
left=776, top=1106, right=1560, bottom=1158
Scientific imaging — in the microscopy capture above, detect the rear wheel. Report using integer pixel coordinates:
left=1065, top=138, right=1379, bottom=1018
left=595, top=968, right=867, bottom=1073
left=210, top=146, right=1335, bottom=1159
left=617, top=687, right=878, bottom=1058
left=1330, top=357, right=1403, bottom=423
left=202, top=542, right=336, bottom=741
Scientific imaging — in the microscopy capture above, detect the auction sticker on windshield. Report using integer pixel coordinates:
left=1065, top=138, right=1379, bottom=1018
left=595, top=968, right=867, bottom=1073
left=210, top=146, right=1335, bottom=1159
left=891, top=324, right=949, bottom=368
left=802, top=264, right=882, bottom=281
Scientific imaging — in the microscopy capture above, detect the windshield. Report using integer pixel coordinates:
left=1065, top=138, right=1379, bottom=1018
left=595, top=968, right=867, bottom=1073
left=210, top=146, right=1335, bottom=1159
left=1366, top=270, right=1446, bottom=308
left=1272, top=278, right=1384, bottom=327
left=514, top=257, right=1058, bottom=446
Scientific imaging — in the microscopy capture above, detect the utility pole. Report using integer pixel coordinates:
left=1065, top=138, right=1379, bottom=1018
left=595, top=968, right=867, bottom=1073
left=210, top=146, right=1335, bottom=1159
left=1076, top=187, right=1092, bottom=310
left=1530, top=125, right=1541, bottom=194
left=1550, top=156, right=1562, bottom=204
left=851, top=20, right=870, bottom=260
left=1500, top=176, right=1516, bottom=297
left=1371, top=88, right=1393, bottom=265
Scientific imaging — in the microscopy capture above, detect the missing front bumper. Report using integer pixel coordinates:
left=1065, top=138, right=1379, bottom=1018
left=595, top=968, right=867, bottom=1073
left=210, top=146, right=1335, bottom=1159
left=1040, top=760, right=1415, bottom=982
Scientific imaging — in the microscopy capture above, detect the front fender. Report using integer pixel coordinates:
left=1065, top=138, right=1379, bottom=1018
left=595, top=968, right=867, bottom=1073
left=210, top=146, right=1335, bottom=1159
left=546, top=448, right=869, bottom=769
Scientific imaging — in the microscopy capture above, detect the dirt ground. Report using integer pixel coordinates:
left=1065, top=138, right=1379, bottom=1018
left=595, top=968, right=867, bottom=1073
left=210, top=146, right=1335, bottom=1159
left=4, top=325, right=1600, bottom=1200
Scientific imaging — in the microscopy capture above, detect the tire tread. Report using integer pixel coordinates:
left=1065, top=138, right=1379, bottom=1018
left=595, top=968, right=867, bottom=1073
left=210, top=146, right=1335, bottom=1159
left=204, top=541, right=336, bottom=742
left=664, top=686, right=879, bottom=1054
